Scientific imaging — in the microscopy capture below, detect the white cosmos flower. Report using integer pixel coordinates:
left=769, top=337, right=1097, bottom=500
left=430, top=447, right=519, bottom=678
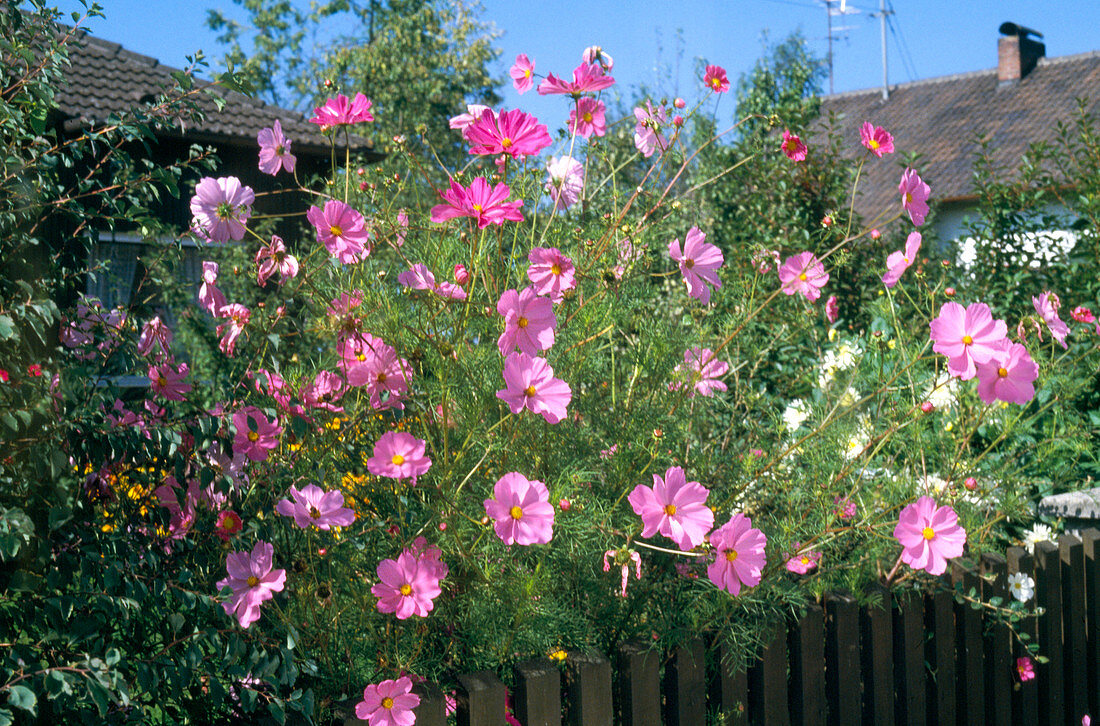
left=1008, top=572, right=1035, bottom=603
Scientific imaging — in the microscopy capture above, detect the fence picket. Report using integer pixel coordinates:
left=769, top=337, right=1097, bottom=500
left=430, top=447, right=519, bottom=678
left=892, top=591, right=926, bottom=726
left=616, top=641, right=660, bottom=726
left=825, top=594, right=860, bottom=726
left=1060, top=534, right=1089, bottom=725
left=858, top=584, right=893, bottom=726
left=1008, top=546, right=1039, bottom=725
left=664, top=638, right=707, bottom=726
left=515, top=658, right=562, bottom=726
left=1036, top=540, right=1066, bottom=726
left=456, top=670, right=506, bottom=726
left=1083, top=529, right=1100, bottom=720
left=565, top=652, right=613, bottom=726
left=954, top=564, right=986, bottom=725
left=748, top=624, right=790, bottom=726
left=980, top=551, right=1013, bottom=726
left=789, top=604, right=826, bottom=726
left=410, top=682, right=447, bottom=726
left=718, top=642, right=749, bottom=725
left=927, top=589, right=957, bottom=723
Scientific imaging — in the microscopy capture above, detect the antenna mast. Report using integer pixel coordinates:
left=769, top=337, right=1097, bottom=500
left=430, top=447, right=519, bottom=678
left=874, top=0, right=893, bottom=99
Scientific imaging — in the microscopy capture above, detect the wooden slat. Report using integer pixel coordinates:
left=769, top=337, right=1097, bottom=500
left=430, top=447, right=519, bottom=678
left=926, top=589, right=956, bottom=724
left=565, top=652, right=613, bottom=726
left=411, top=682, right=447, bottom=726
left=789, top=604, right=826, bottom=726
left=892, top=591, right=926, bottom=726
left=1036, top=540, right=1065, bottom=726
left=825, top=594, right=860, bottom=726
left=980, top=551, right=1013, bottom=726
left=717, top=642, right=749, bottom=725
left=859, top=585, right=892, bottom=726
left=1008, top=546, right=1039, bottom=725
left=664, top=638, right=707, bottom=726
left=748, top=625, right=789, bottom=726
left=515, top=658, right=562, bottom=726
left=1082, top=529, right=1100, bottom=719
left=1060, top=534, right=1088, bottom=724
left=957, top=565, right=986, bottom=725
left=617, top=642, right=660, bottom=726
left=456, top=670, right=506, bottom=726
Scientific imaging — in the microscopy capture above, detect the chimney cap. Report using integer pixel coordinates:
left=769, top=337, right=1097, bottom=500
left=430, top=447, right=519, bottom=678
left=999, top=22, right=1043, bottom=40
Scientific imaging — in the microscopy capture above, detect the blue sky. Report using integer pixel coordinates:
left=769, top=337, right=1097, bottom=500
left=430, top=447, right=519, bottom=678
left=59, top=0, right=1100, bottom=120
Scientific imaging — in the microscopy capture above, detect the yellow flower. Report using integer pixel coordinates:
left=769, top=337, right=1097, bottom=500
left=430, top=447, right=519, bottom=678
left=548, top=649, right=567, bottom=662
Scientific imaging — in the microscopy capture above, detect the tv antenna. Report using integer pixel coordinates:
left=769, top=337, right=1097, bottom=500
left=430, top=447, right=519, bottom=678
left=823, top=0, right=860, bottom=94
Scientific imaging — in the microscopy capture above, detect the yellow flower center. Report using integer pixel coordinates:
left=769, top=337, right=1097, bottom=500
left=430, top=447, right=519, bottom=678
left=309, top=506, right=321, bottom=519
left=524, top=385, right=536, bottom=397
left=905, top=192, right=913, bottom=205
left=551, top=264, right=562, bottom=276
left=275, top=145, right=285, bottom=156
left=997, top=367, right=1009, bottom=378
left=517, top=316, right=529, bottom=329
left=392, top=454, right=405, bottom=466
left=247, top=431, right=259, bottom=442
left=329, top=225, right=344, bottom=238
left=726, top=549, right=738, bottom=561
left=399, top=584, right=412, bottom=596
left=962, top=335, right=973, bottom=345
left=472, top=204, right=483, bottom=212
left=246, top=576, right=259, bottom=587
left=356, top=352, right=366, bottom=361
left=801, top=556, right=811, bottom=565
left=711, top=77, right=721, bottom=89
left=381, top=697, right=394, bottom=709
left=583, top=112, right=593, bottom=123
left=869, top=138, right=880, bottom=150
left=799, top=273, right=808, bottom=281
left=376, top=372, right=387, bottom=384
left=922, top=526, right=935, bottom=540
left=501, top=138, right=513, bottom=149
left=157, top=376, right=168, bottom=387
left=684, top=258, right=695, bottom=269
left=510, top=505, right=523, bottom=520
left=524, top=69, right=532, bottom=78
left=663, top=504, right=676, bottom=516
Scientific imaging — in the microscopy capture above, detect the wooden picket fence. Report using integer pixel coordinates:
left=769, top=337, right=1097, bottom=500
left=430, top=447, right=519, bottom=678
left=353, top=530, right=1100, bottom=726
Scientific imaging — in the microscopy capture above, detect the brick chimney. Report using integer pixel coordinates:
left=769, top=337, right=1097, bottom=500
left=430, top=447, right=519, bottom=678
left=998, top=22, right=1045, bottom=83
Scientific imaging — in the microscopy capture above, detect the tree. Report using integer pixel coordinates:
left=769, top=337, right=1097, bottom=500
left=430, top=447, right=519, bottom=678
left=207, top=0, right=502, bottom=170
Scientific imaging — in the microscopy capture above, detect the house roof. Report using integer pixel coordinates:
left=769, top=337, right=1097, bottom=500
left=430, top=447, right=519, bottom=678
left=819, top=50, right=1100, bottom=220
left=54, top=30, right=377, bottom=158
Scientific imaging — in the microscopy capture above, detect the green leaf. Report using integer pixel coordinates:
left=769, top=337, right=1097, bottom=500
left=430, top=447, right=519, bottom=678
left=6, top=685, right=36, bottom=715
left=44, top=670, right=73, bottom=698
left=8, top=570, right=43, bottom=592
left=48, top=504, right=72, bottom=531
left=0, top=707, right=13, bottom=726
left=267, top=699, right=286, bottom=724
left=0, top=315, right=14, bottom=340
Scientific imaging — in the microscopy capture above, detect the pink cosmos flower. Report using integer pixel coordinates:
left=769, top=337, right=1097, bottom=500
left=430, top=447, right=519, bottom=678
left=669, top=227, right=723, bottom=304
left=893, top=495, right=966, bottom=576
left=397, top=263, right=467, bottom=301
left=367, top=431, right=431, bottom=483
left=859, top=122, right=894, bottom=157
left=448, top=103, right=490, bottom=133
left=581, top=45, right=613, bottom=70
left=430, top=177, right=524, bottom=228
left=569, top=98, right=606, bottom=138
left=255, top=235, right=299, bottom=286
left=214, top=510, right=243, bottom=542
left=232, top=406, right=282, bottom=462
left=669, top=346, right=728, bottom=398
left=834, top=496, right=857, bottom=519
left=198, top=261, right=226, bottom=315
left=309, top=92, right=374, bottom=128
left=1072, top=306, right=1094, bottom=323
left=301, top=370, right=345, bottom=412
left=751, top=248, right=781, bottom=275
left=276, top=484, right=355, bottom=530
left=781, top=129, right=808, bottom=161
left=882, top=231, right=922, bottom=288
left=704, top=64, right=730, bottom=93
left=484, top=472, right=555, bottom=545
left=215, top=540, right=286, bottom=628
left=410, top=537, right=449, bottom=581
left=466, top=108, right=552, bottom=160
left=826, top=295, right=839, bottom=323
left=779, top=251, right=830, bottom=302
left=307, top=199, right=371, bottom=264
left=496, top=352, right=572, bottom=424
left=1032, top=291, right=1070, bottom=349
left=137, top=316, right=173, bottom=359
left=929, top=301, right=1009, bottom=380
left=545, top=156, right=585, bottom=211
left=603, top=549, right=642, bottom=597
left=496, top=287, right=557, bottom=356
left=395, top=209, right=409, bottom=247
left=612, top=238, right=643, bottom=280
left=154, top=476, right=196, bottom=538
left=148, top=361, right=192, bottom=401
left=510, top=53, right=535, bottom=94
left=537, top=62, right=615, bottom=96
left=216, top=303, right=250, bottom=357
left=371, top=550, right=443, bottom=619
left=356, top=677, right=421, bottom=726
left=785, top=544, right=822, bottom=574
left=628, top=466, right=714, bottom=551
left=707, top=514, right=767, bottom=595
left=527, top=247, right=576, bottom=302
left=257, top=119, right=296, bottom=175
left=190, top=176, right=254, bottom=242
left=633, top=101, right=668, bottom=158
left=975, top=341, right=1039, bottom=405
left=899, top=168, right=931, bottom=226
left=1016, top=657, right=1036, bottom=683
left=341, top=335, right=411, bottom=410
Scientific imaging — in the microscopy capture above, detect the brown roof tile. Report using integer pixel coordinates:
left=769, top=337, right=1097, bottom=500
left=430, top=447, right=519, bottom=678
left=818, top=51, right=1100, bottom=220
